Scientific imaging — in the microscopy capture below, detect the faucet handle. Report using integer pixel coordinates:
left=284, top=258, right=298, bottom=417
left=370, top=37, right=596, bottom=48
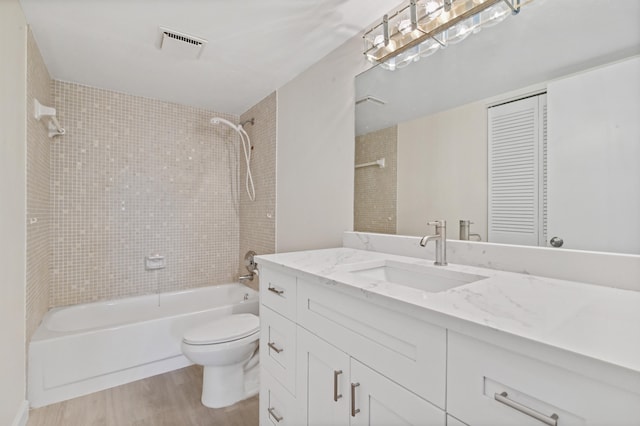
left=427, top=219, right=446, bottom=227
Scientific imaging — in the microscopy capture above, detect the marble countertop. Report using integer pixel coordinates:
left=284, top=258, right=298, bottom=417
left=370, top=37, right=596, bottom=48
left=256, top=247, right=640, bottom=377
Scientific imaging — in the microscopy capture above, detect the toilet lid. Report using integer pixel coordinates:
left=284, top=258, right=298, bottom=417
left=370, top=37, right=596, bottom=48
left=183, top=313, right=259, bottom=345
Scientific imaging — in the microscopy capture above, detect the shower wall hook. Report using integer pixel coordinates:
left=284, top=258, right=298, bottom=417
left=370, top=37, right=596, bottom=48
left=34, top=99, right=65, bottom=138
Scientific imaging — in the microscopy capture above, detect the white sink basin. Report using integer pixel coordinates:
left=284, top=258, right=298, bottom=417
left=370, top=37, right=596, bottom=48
left=347, top=260, right=487, bottom=293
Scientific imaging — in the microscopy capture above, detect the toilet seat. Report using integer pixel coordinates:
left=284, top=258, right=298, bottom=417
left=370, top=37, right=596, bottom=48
left=183, top=313, right=259, bottom=345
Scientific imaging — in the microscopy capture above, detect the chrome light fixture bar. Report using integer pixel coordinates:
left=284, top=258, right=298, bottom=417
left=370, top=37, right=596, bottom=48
left=364, top=0, right=521, bottom=70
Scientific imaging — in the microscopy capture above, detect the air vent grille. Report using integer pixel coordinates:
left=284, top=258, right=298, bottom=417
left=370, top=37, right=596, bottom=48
left=163, top=31, right=203, bottom=47
left=159, top=27, right=207, bottom=59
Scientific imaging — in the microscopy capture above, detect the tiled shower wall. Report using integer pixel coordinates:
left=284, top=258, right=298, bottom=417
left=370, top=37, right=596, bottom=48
left=354, top=126, right=398, bottom=234
left=26, top=29, right=52, bottom=341
left=51, top=81, right=241, bottom=306
left=239, top=92, right=277, bottom=290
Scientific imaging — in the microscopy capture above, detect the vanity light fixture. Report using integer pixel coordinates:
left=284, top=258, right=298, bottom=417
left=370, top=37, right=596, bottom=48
left=364, top=0, right=521, bottom=71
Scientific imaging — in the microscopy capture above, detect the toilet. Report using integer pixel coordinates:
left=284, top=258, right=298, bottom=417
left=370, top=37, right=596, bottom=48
left=181, top=313, right=260, bottom=408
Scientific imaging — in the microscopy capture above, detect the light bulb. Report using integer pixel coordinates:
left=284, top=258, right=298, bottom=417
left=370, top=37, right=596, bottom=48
left=424, top=0, right=443, bottom=18
left=398, top=19, right=412, bottom=35
left=480, top=2, right=511, bottom=28
left=446, top=18, right=472, bottom=44
left=419, top=38, right=440, bottom=57
left=373, top=34, right=385, bottom=48
left=381, top=57, right=397, bottom=71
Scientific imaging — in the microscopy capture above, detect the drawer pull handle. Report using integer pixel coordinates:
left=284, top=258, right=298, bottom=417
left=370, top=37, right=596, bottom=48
left=494, top=392, right=559, bottom=426
left=333, top=370, right=343, bottom=402
left=351, top=382, right=360, bottom=417
left=268, top=342, right=283, bottom=353
left=267, top=407, right=283, bottom=422
left=268, top=286, right=284, bottom=295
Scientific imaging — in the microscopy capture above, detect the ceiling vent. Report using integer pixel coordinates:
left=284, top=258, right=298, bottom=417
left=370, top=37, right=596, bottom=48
left=159, top=27, right=207, bottom=59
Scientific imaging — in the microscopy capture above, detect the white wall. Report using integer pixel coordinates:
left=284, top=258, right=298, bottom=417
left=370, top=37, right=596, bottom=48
left=397, top=101, right=487, bottom=240
left=0, top=0, right=28, bottom=424
left=276, top=35, right=371, bottom=252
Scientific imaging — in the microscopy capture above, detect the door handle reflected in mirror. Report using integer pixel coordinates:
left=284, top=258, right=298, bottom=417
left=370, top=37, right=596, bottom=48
left=549, top=237, right=564, bottom=248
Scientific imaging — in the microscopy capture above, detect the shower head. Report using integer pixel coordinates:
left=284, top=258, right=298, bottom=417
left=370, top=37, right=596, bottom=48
left=210, top=117, right=239, bottom=131
left=209, top=116, right=256, bottom=202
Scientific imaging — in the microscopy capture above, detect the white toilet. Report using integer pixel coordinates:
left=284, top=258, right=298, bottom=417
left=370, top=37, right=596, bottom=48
left=181, top=313, right=260, bottom=408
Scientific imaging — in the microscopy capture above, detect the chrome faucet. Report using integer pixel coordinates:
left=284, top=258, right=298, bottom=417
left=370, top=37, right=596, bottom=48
left=419, top=220, right=447, bottom=266
left=459, top=220, right=482, bottom=241
left=239, top=273, right=254, bottom=284
left=239, top=250, right=258, bottom=284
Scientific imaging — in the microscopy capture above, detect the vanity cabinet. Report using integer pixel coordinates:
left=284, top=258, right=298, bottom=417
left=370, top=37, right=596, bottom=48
left=260, top=267, right=300, bottom=425
left=259, top=263, right=640, bottom=426
left=297, top=326, right=445, bottom=426
left=447, top=332, right=640, bottom=426
left=259, top=266, right=446, bottom=426
left=297, top=278, right=447, bottom=408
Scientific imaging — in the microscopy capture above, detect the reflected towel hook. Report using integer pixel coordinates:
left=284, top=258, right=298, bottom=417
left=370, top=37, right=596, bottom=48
left=355, top=158, right=386, bottom=169
left=34, top=99, right=65, bottom=138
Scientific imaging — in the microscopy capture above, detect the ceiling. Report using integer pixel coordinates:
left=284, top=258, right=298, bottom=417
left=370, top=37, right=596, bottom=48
left=19, top=0, right=401, bottom=115
left=355, top=0, right=640, bottom=135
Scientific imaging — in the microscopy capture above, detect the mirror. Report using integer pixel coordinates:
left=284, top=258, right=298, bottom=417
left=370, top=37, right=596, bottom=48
left=354, top=0, right=640, bottom=255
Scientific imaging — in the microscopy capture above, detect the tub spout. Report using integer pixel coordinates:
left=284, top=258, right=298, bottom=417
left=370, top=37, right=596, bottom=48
left=239, top=273, right=254, bottom=283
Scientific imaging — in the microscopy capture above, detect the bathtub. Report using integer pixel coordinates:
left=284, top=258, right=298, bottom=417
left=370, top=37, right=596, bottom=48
left=28, top=283, right=258, bottom=408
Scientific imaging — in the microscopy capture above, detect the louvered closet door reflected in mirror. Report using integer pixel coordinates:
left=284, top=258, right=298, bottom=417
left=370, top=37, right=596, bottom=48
left=488, top=94, right=547, bottom=247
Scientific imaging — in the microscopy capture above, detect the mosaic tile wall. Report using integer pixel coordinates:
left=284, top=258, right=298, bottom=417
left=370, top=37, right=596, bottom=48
left=354, top=126, right=398, bottom=234
left=51, top=81, right=241, bottom=306
left=26, top=29, right=52, bottom=341
left=239, top=92, right=277, bottom=291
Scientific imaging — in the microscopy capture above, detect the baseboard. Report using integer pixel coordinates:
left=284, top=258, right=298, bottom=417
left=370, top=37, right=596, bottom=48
left=11, top=400, right=28, bottom=426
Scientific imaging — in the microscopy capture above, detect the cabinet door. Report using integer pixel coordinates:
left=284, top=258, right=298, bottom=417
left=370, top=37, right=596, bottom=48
left=350, top=359, right=445, bottom=426
left=297, top=327, right=350, bottom=426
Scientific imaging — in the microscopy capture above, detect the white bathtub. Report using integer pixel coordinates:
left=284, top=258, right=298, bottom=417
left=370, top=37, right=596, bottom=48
left=28, top=283, right=258, bottom=408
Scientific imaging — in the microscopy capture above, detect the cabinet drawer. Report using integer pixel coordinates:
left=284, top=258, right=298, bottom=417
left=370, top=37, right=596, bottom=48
left=260, top=305, right=296, bottom=395
left=260, top=267, right=297, bottom=320
left=260, top=369, right=297, bottom=426
left=447, top=332, right=640, bottom=426
left=297, top=279, right=446, bottom=408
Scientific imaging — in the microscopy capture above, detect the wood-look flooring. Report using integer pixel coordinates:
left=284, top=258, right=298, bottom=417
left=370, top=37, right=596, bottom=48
left=27, top=366, right=258, bottom=426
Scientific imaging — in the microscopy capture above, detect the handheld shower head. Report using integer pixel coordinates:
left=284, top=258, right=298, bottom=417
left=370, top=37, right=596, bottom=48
left=210, top=116, right=256, bottom=202
left=210, top=117, right=239, bottom=131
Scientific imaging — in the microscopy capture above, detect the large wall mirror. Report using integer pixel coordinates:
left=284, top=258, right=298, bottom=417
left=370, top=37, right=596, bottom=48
left=354, top=0, right=640, bottom=255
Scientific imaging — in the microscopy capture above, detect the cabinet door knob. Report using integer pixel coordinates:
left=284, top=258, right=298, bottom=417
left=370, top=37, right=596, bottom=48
left=267, top=407, right=283, bottom=423
left=549, top=236, right=564, bottom=248
left=351, top=382, right=361, bottom=417
left=333, top=370, right=343, bottom=402
left=267, top=342, right=283, bottom=354
left=494, top=392, right=559, bottom=426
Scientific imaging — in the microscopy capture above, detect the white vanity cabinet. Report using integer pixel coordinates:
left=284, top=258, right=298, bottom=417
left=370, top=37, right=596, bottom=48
left=259, top=266, right=446, bottom=426
left=259, top=267, right=300, bottom=425
left=296, top=278, right=447, bottom=408
left=259, top=261, right=640, bottom=426
left=447, top=332, right=640, bottom=426
left=297, top=326, right=445, bottom=426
